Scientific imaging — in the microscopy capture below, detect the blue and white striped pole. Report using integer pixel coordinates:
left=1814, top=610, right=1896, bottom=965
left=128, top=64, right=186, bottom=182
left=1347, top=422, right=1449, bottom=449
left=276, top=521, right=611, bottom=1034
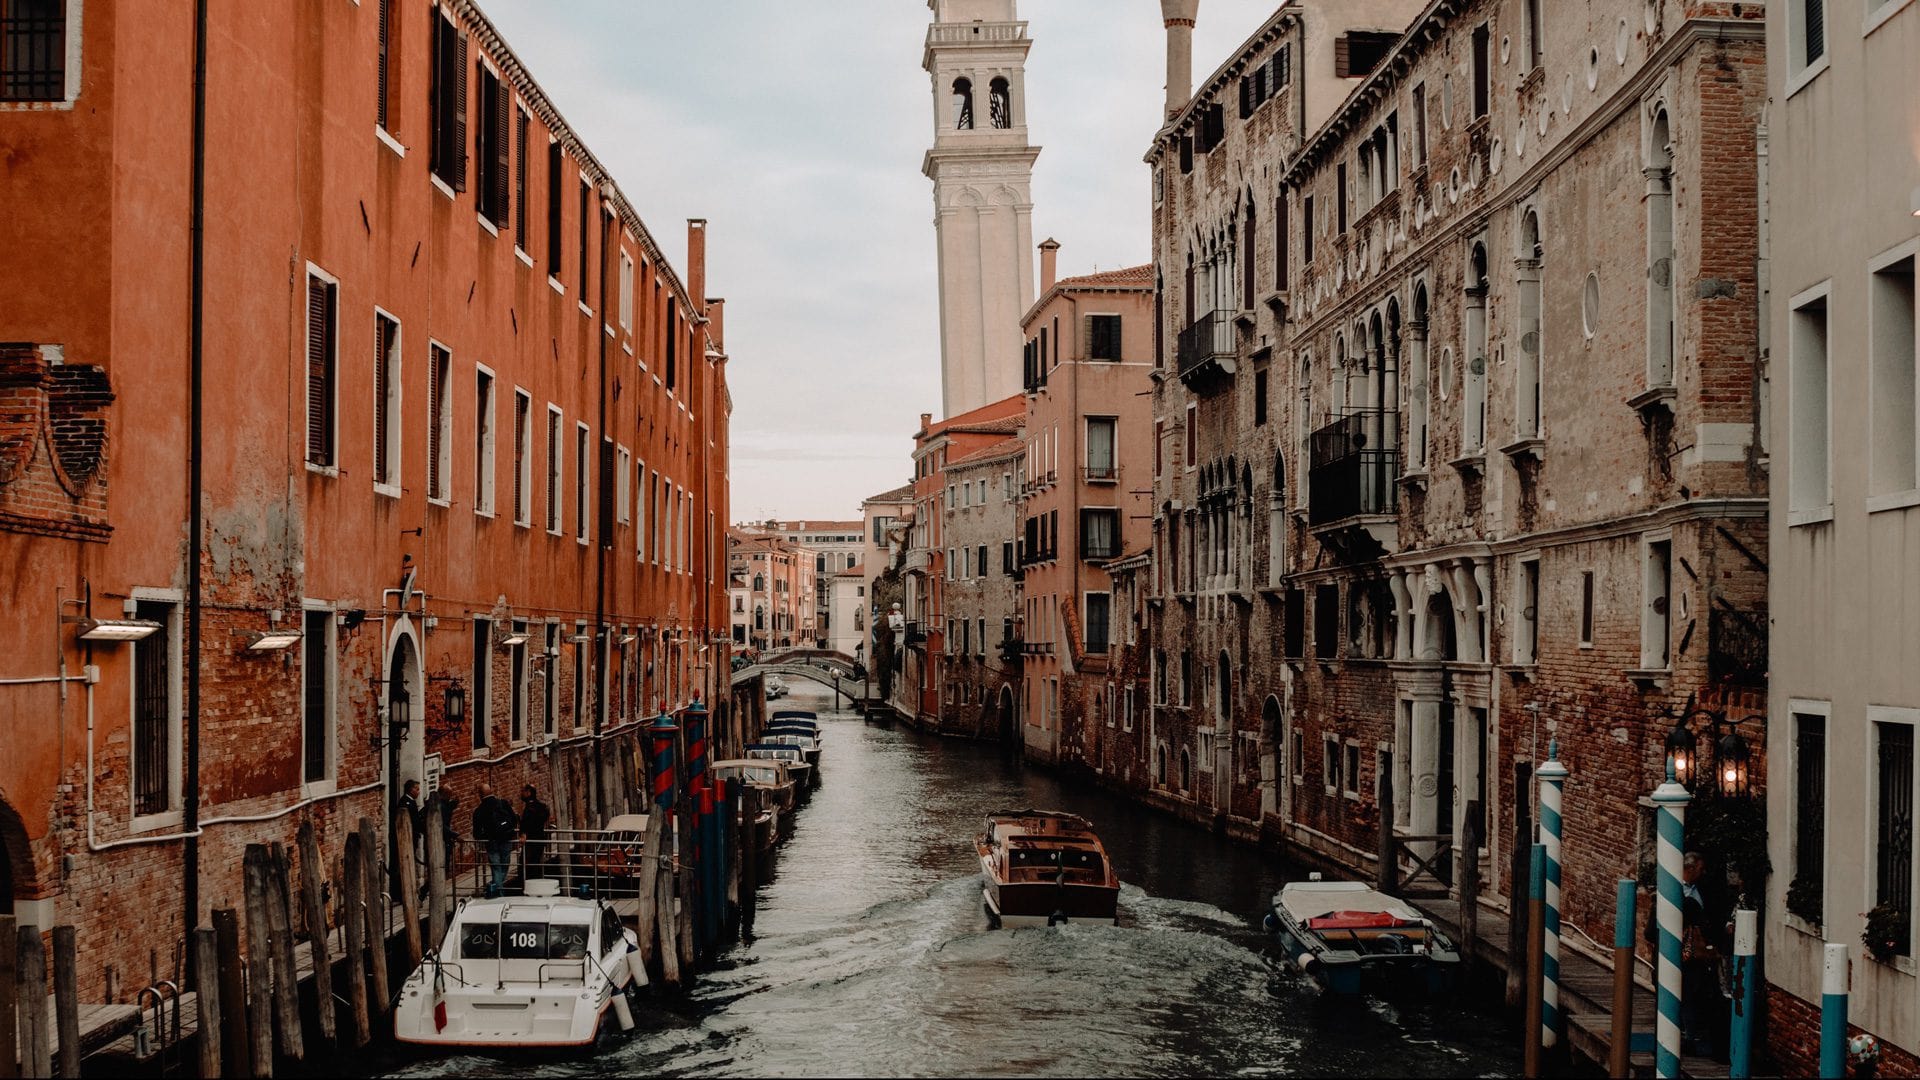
left=1820, top=942, right=1849, bottom=1079
left=1652, top=764, right=1691, bottom=1080
left=1537, top=740, right=1569, bottom=1050
left=1730, top=908, right=1757, bottom=1079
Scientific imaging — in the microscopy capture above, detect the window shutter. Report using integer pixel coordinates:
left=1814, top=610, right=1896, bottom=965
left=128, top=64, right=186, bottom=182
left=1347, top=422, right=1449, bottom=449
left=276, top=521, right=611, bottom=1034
left=451, top=30, right=469, bottom=191
left=491, top=76, right=510, bottom=225
left=373, top=317, right=391, bottom=482
left=1239, top=76, right=1253, bottom=119
left=1335, top=35, right=1353, bottom=78
left=306, top=278, right=333, bottom=466
left=1805, top=0, right=1825, bottom=62
left=377, top=0, right=392, bottom=130
left=427, top=348, right=444, bottom=498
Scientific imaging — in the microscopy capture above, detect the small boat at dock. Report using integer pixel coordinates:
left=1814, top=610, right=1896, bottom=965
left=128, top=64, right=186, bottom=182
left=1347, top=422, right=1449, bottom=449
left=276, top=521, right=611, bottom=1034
left=975, top=810, right=1120, bottom=928
left=1263, top=875, right=1460, bottom=995
left=745, top=742, right=814, bottom=792
left=711, top=758, right=798, bottom=816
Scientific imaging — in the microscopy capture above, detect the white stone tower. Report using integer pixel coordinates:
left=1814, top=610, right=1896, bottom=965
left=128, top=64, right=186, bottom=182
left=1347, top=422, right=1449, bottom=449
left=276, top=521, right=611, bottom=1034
left=923, top=0, right=1039, bottom=417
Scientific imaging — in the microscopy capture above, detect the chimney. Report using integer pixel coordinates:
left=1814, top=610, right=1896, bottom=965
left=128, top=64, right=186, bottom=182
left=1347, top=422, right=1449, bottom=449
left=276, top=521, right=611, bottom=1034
left=1038, top=238, right=1061, bottom=294
left=686, top=219, right=708, bottom=316
left=1161, top=0, right=1199, bottom=117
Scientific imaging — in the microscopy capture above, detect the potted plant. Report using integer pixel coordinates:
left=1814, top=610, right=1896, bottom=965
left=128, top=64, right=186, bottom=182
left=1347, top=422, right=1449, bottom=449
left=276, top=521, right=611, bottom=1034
left=1785, top=874, right=1823, bottom=928
left=1861, top=903, right=1909, bottom=964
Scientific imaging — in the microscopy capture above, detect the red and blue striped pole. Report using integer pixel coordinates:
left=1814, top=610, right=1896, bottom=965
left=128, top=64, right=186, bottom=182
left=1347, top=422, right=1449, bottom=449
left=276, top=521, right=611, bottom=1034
left=649, top=709, right=679, bottom=812
left=683, top=698, right=717, bottom=948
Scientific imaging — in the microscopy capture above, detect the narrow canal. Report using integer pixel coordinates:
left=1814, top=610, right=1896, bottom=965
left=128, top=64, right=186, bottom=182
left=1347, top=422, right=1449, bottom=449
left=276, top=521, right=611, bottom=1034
left=387, top=685, right=1520, bottom=1078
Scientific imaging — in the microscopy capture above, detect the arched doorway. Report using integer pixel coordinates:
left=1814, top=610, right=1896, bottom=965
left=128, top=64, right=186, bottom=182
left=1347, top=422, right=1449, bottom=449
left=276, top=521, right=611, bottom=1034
left=997, top=685, right=1016, bottom=745
left=383, top=622, right=426, bottom=801
left=1260, top=695, right=1283, bottom=818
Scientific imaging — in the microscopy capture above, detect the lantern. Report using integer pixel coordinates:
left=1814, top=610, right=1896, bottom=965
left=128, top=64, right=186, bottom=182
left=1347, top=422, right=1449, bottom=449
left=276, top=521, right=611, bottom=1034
left=1716, top=728, right=1752, bottom=798
left=444, top=684, right=465, bottom=727
left=1665, top=717, right=1697, bottom=788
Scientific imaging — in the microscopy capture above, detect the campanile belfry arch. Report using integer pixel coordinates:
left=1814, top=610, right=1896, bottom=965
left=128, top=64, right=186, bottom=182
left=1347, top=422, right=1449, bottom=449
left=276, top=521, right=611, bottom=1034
left=923, top=0, right=1039, bottom=416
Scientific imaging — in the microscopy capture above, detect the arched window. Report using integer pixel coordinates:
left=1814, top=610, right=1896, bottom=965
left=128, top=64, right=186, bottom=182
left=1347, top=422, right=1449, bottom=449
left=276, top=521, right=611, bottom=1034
left=1243, top=201, right=1258, bottom=309
left=952, top=78, right=974, bottom=130
left=1517, top=210, right=1544, bottom=438
left=1217, top=652, right=1233, bottom=730
left=1180, top=749, right=1193, bottom=792
left=1268, top=451, right=1286, bottom=587
left=752, top=573, right=764, bottom=591
left=1410, top=285, right=1431, bottom=469
left=1465, top=242, right=1490, bottom=451
left=754, top=605, right=766, bottom=631
left=989, top=77, right=1011, bottom=128
left=1156, top=743, right=1168, bottom=786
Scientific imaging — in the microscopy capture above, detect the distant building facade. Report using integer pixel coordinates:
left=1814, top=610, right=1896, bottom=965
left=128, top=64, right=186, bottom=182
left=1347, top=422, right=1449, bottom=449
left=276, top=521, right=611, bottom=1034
left=942, top=436, right=1025, bottom=740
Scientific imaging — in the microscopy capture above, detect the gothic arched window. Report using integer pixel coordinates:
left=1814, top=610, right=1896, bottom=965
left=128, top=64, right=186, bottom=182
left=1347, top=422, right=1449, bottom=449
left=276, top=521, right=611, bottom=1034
left=952, top=78, right=974, bottom=130
left=989, top=77, right=1011, bottom=128
left=752, top=573, right=764, bottom=591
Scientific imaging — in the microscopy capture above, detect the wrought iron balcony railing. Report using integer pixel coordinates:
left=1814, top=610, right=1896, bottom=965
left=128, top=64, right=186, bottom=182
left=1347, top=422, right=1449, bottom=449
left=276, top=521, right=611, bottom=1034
left=1176, top=310, right=1239, bottom=387
left=1307, top=409, right=1399, bottom=525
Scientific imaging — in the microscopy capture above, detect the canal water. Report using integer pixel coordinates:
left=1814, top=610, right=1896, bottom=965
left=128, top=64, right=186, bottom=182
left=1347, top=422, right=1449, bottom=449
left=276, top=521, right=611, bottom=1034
left=386, top=686, right=1519, bottom=1078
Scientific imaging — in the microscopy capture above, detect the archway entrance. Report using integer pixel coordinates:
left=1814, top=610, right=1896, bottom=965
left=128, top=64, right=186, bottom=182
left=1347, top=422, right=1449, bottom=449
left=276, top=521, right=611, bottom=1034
left=384, top=623, right=426, bottom=802
left=1260, top=695, right=1282, bottom=818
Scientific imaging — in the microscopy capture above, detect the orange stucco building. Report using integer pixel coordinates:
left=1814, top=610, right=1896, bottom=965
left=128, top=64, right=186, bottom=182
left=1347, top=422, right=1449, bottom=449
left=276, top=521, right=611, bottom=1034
left=0, top=0, right=732, bottom=997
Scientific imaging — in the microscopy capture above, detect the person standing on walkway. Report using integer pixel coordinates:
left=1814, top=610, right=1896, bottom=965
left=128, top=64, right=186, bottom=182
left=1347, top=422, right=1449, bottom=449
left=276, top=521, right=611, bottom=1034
left=520, top=784, right=552, bottom=881
left=393, top=779, right=425, bottom=892
left=472, top=783, right=518, bottom=898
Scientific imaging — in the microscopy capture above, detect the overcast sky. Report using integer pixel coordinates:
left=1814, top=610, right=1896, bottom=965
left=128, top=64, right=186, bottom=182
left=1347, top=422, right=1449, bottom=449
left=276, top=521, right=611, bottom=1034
left=485, top=0, right=1276, bottom=522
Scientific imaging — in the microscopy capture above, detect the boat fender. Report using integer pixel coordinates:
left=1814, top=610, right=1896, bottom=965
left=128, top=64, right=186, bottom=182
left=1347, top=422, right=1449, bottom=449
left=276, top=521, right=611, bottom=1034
left=1261, top=912, right=1278, bottom=934
left=1296, top=952, right=1318, bottom=975
left=611, top=991, right=636, bottom=1031
left=1047, top=910, right=1067, bottom=927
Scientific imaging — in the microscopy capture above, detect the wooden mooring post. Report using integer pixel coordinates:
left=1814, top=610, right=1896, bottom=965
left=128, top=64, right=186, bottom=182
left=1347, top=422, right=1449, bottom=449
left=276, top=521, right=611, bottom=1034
left=356, top=818, right=390, bottom=1014
left=295, top=819, right=336, bottom=1044
left=1459, top=800, right=1482, bottom=973
left=1375, top=768, right=1398, bottom=894
left=634, top=809, right=663, bottom=976
left=51, top=926, right=80, bottom=1079
left=340, top=834, right=371, bottom=1048
left=0, top=914, right=16, bottom=1080
left=424, top=803, right=451, bottom=950
left=212, top=907, right=251, bottom=1079
left=241, top=845, right=277, bottom=1077
left=393, top=809, right=423, bottom=970
left=266, top=844, right=304, bottom=1061
left=192, top=926, right=222, bottom=1080
left=18, top=923, right=50, bottom=1079
left=1507, top=760, right=1535, bottom=1011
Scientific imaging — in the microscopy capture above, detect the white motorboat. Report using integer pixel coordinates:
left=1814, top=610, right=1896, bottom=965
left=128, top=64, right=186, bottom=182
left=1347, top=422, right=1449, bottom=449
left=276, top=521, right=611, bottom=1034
left=393, top=879, right=643, bottom=1048
left=1262, top=875, right=1460, bottom=995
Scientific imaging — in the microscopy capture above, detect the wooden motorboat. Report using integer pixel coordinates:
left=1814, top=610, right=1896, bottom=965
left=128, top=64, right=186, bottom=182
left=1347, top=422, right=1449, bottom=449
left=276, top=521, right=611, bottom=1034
left=975, top=810, right=1120, bottom=928
left=1263, top=875, right=1461, bottom=995
left=745, top=742, right=814, bottom=793
left=393, top=879, right=642, bottom=1048
left=761, top=730, right=821, bottom=770
left=711, top=758, right=797, bottom=816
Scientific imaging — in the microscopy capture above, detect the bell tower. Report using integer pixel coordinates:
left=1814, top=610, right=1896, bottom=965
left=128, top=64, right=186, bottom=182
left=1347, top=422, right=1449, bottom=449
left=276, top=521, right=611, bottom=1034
left=923, top=0, right=1039, bottom=417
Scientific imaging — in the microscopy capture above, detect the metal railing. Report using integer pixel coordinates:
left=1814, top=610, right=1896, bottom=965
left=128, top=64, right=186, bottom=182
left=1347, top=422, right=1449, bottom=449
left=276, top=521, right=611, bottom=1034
left=1176, top=310, right=1239, bottom=381
left=1308, top=409, right=1399, bottom=525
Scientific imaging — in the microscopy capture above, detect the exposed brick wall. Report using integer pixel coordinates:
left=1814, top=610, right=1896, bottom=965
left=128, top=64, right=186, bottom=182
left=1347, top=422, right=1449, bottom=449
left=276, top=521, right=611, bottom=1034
left=1767, top=985, right=1920, bottom=1079
left=0, top=343, right=112, bottom=541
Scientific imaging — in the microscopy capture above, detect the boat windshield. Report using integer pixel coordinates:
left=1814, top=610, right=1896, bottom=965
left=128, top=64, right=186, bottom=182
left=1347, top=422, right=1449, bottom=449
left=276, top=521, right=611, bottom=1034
left=1007, top=847, right=1104, bottom=873
left=459, top=917, right=590, bottom=959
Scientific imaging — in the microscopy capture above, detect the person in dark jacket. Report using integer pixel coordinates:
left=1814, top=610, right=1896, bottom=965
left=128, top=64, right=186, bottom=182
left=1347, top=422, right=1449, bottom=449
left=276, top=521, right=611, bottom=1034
left=519, top=785, right=552, bottom=881
left=393, top=779, right=425, bottom=888
left=471, top=783, right=518, bottom=897
left=1645, top=851, right=1733, bottom=1058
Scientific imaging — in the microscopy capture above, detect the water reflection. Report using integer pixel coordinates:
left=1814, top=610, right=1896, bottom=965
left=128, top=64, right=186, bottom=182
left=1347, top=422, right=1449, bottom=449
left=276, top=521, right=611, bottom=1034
left=383, top=687, right=1518, bottom=1078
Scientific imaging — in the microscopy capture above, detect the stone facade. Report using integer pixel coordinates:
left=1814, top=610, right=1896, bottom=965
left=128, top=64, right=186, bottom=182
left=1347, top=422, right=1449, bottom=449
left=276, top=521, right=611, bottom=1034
left=940, top=437, right=1025, bottom=740
left=1142, top=0, right=1769, bottom=959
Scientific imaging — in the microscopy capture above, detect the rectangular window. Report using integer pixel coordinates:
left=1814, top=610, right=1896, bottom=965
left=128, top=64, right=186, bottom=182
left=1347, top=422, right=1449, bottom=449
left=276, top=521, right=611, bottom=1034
left=1874, top=717, right=1914, bottom=955
left=302, top=609, right=334, bottom=785
left=427, top=342, right=451, bottom=501
left=373, top=312, right=401, bottom=489
left=1336, top=162, right=1348, bottom=233
left=616, top=446, right=632, bottom=524
left=1793, top=709, right=1827, bottom=924
left=429, top=9, right=467, bottom=191
left=474, top=368, right=496, bottom=515
left=546, top=142, right=563, bottom=279
left=977, top=543, right=988, bottom=578
left=1870, top=253, right=1917, bottom=497
left=1085, top=592, right=1111, bottom=655
left=666, top=301, right=679, bottom=391
left=545, top=406, right=563, bottom=533
left=649, top=471, right=660, bottom=562
left=1412, top=83, right=1429, bottom=167
left=1302, top=196, right=1315, bottom=263
left=509, top=619, right=527, bottom=743
left=1344, top=743, right=1362, bottom=799
left=1283, top=588, right=1306, bottom=658
left=977, top=617, right=987, bottom=658
left=543, top=624, right=559, bottom=737
left=1579, top=570, right=1595, bottom=646
left=1793, top=0, right=1826, bottom=72
left=1254, top=369, right=1269, bottom=427
left=575, top=423, right=590, bottom=541
left=2, top=0, right=67, bottom=102
left=1472, top=23, right=1490, bottom=118
left=1087, top=314, right=1123, bottom=360
left=572, top=625, right=586, bottom=731
left=514, top=108, right=529, bottom=245
left=1791, top=290, right=1831, bottom=515
left=598, top=438, right=615, bottom=550
left=1082, top=508, right=1120, bottom=560
left=1086, top=417, right=1117, bottom=480
left=578, top=180, right=592, bottom=301
left=304, top=270, right=338, bottom=468
left=474, top=60, right=509, bottom=226
left=512, top=390, right=531, bottom=525
left=1642, top=539, right=1671, bottom=669
left=1185, top=403, right=1197, bottom=465
left=132, top=599, right=177, bottom=816
left=1313, top=583, right=1340, bottom=659
left=1324, top=735, right=1341, bottom=796
left=376, top=0, right=397, bottom=130
left=471, top=617, right=492, bottom=749
left=619, top=252, right=635, bottom=331
left=1275, top=191, right=1290, bottom=289
left=1516, top=557, right=1539, bottom=664
left=1523, top=0, right=1542, bottom=71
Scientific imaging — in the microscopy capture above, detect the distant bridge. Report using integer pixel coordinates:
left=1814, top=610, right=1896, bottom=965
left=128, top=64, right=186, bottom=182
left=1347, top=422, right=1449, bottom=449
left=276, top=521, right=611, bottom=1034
left=730, top=661, right=861, bottom=692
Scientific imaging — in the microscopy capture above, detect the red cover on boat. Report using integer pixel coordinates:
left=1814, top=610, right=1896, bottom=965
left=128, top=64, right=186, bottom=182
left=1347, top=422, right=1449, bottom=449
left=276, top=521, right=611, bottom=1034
left=1306, top=910, right=1403, bottom=929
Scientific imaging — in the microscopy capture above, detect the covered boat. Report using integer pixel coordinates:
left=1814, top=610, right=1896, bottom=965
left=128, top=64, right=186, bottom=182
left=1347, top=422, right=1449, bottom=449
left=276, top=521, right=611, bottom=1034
left=745, top=742, right=814, bottom=791
left=1263, top=876, right=1460, bottom=995
left=975, top=810, right=1120, bottom=928
left=711, top=758, right=797, bottom=816
left=393, top=879, right=642, bottom=1048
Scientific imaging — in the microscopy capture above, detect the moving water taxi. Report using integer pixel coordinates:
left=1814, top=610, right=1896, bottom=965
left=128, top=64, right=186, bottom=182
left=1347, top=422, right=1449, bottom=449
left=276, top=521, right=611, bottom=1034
left=393, top=879, right=643, bottom=1048
left=975, top=810, right=1120, bottom=928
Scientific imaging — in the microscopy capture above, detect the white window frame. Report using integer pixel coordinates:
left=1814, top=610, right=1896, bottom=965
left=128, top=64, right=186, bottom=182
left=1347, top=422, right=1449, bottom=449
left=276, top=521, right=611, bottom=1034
left=636, top=459, right=648, bottom=560
left=1084, top=590, right=1112, bottom=655
left=1867, top=240, right=1920, bottom=511
left=1867, top=705, right=1920, bottom=965
left=1514, top=554, right=1540, bottom=665
left=372, top=307, right=403, bottom=497
left=542, top=622, right=560, bottom=739
left=303, top=263, right=341, bottom=477
left=616, top=444, right=632, bottom=524
left=1323, top=733, right=1342, bottom=796
left=1786, top=698, right=1832, bottom=933
left=1789, top=282, right=1835, bottom=524
left=1784, top=0, right=1831, bottom=97
left=544, top=405, right=564, bottom=534
left=619, top=251, right=635, bottom=331
left=128, top=588, right=185, bottom=832
left=1641, top=533, right=1673, bottom=671
left=575, top=421, right=591, bottom=544
left=1579, top=569, right=1596, bottom=648
left=427, top=340, right=453, bottom=505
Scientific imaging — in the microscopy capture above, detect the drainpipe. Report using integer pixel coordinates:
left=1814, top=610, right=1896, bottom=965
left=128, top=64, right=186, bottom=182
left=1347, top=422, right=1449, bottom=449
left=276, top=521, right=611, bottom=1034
left=594, top=189, right=612, bottom=824
left=183, top=0, right=210, bottom=947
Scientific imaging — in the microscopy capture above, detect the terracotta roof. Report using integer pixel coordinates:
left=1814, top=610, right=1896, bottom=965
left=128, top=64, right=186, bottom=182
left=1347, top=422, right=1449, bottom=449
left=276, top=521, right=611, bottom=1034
left=945, top=415, right=1024, bottom=437
left=864, top=482, right=915, bottom=505
left=947, top=436, right=1024, bottom=469
left=836, top=563, right=866, bottom=578
left=1055, top=264, right=1153, bottom=290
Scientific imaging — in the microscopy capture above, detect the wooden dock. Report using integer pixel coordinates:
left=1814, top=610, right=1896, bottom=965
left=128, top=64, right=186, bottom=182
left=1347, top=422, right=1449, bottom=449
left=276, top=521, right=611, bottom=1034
left=1416, top=898, right=1730, bottom=1078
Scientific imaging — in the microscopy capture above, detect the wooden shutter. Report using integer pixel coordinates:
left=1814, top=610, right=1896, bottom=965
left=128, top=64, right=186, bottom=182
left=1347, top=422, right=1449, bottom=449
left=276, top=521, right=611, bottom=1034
left=450, top=28, right=469, bottom=191
left=429, top=11, right=447, bottom=176
left=490, top=72, right=510, bottom=224
left=374, top=316, right=392, bottom=483
left=377, top=0, right=392, bottom=130
left=427, top=347, right=444, bottom=498
left=306, top=276, right=333, bottom=465
left=513, top=108, right=527, bottom=239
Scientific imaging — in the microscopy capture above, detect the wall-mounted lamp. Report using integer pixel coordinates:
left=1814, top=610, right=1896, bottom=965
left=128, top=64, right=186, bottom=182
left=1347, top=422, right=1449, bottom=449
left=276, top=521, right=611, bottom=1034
left=445, top=684, right=466, bottom=727
left=498, top=632, right=529, bottom=649
left=619, top=633, right=637, bottom=646
left=372, top=682, right=413, bottom=751
left=243, top=629, right=303, bottom=652
left=338, top=609, right=367, bottom=631
left=72, top=618, right=162, bottom=643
